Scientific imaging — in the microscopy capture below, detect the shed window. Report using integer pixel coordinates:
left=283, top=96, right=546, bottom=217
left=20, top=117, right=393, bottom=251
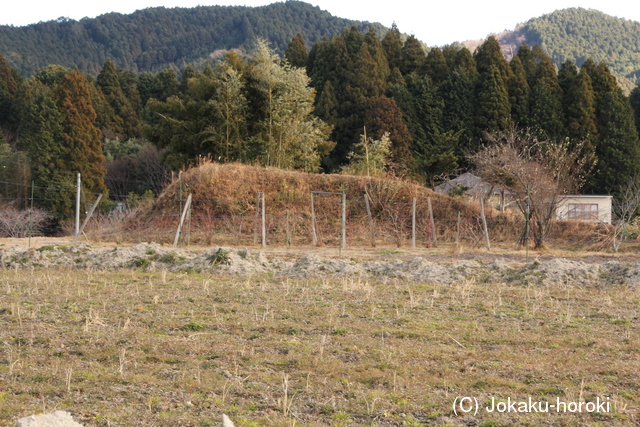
left=567, top=203, right=598, bottom=220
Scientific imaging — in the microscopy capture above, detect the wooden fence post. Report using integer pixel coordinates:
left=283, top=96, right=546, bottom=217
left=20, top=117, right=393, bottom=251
left=364, top=193, right=375, bottom=247
left=341, top=192, right=346, bottom=250
left=173, top=194, right=192, bottom=247
left=480, top=198, right=491, bottom=251
left=411, top=197, right=417, bottom=249
left=427, top=197, right=437, bottom=248
left=73, top=194, right=103, bottom=243
left=310, top=192, right=318, bottom=246
left=261, top=192, right=266, bottom=248
left=456, top=211, right=461, bottom=251
left=254, top=192, right=260, bottom=244
left=286, top=210, right=292, bottom=246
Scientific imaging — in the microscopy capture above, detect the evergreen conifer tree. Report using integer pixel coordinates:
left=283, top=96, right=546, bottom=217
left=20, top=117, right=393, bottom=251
left=381, top=23, right=403, bottom=71
left=285, top=33, right=308, bottom=69
left=475, top=64, right=511, bottom=135
left=400, top=35, right=426, bottom=75
left=508, top=56, right=530, bottom=127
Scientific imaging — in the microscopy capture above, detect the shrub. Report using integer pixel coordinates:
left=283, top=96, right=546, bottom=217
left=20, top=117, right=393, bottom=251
left=0, top=207, right=51, bottom=238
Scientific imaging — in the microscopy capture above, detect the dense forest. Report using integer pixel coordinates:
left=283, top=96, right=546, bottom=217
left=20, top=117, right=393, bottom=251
left=1, top=18, right=640, bottom=222
left=2, top=3, right=640, bottom=95
left=496, top=8, right=640, bottom=93
left=0, top=1, right=386, bottom=76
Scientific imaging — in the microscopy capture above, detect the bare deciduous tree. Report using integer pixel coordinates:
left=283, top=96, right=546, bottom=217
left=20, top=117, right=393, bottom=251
left=612, top=175, right=640, bottom=252
left=469, top=127, right=595, bottom=249
left=0, top=207, right=51, bottom=238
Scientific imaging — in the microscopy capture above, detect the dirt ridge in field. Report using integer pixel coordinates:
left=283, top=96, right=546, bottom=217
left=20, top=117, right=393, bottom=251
left=2, top=242, right=640, bottom=287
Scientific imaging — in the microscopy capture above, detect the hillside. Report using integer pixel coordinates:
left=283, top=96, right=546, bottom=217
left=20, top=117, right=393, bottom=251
left=0, top=0, right=386, bottom=76
left=471, top=8, right=640, bottom=93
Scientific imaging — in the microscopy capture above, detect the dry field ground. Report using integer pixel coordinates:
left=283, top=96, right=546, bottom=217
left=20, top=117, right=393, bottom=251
left=1, top=238, right=640, bottom=426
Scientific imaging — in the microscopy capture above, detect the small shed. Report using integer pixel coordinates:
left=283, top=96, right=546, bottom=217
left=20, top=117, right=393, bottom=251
left=436, top=172, right=501, bottom=199
left=556, top=195, right=613, bottom=224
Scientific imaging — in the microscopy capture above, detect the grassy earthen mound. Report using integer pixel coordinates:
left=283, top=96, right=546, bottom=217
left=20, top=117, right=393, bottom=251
left=118, top=161, right=605, bottom=249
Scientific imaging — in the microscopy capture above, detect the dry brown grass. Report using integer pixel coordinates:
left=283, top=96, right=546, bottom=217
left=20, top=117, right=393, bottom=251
left=100, top=161, right=612, bottom=251
left=1, top=269, right=639, bottom=426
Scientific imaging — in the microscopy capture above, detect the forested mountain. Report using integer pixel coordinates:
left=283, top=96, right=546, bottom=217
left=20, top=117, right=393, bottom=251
left=2, top=5, right=640, bottom=221
left=0, top=0, right=385, bottom=76
left=490, top=8, right=640, bottom=93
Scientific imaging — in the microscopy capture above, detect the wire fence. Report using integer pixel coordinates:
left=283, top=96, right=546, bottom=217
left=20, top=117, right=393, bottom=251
left=0, top=171, right=632, bottom=252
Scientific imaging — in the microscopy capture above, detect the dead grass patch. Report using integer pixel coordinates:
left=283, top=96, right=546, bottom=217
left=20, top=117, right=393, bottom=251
left=1, top=269, right=639, bottom=426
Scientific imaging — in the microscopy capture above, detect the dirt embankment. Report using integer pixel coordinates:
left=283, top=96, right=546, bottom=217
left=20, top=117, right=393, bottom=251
left=2, top=242, right=640, bottom=287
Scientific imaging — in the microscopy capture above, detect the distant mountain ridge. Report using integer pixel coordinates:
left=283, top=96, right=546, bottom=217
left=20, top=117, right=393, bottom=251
left=465, top=8, right=640, bottom=92
left=0, top=0, right=385, bottom=76
left=2, top=3, right=640, bottom=93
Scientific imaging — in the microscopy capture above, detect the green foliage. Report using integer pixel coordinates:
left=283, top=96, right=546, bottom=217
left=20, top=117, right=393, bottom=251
left=284, top=33, right=308, bottom=69
left=522, top=8, right=640, bottom=93
left=342, top=132, right=392, bottom=177
left=0, top=2, right=386, bottom=77
left=208, top=248, right=231, bottom=266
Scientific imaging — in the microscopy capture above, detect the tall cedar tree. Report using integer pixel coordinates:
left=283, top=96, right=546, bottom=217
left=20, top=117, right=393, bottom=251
left=515, top=44, right=537, bottom=86
left=320, top=28, right=391, bottom=170
left=381, top=23, right=403, bottom=71
left=403, top=73, right=458, bottom=185
left=558, top=60, right=598, bottom=154
left=285, top=33, right=309, bottom=69
left=97, top=59, right=140, bottom=140
left=56, top=70, right=108, bottom=198
left=424, top=48, right=449, bottom=85
left=400, top=35, right=426, bottom=76
left=439, top=70, right=475, bottom=157
left=364, top=95, right=414, bottom=170
left=508, top=56, right=530, bottom=127
left=315, top=80, right=338, bottom=123
left=529, top=50, right=564, bottom=139
left=451, top=47, right=478, bottom=79
left=583, top=60, right=640, bottom=196
left=475, top=64, right=511, bottom=135
left=16, top=80, right=65, bottom=213
left=474, top=36, right=511, bottom=82
left=0, top=55, right=21, bottom=134
left=630, top=84, right=640, bottom=138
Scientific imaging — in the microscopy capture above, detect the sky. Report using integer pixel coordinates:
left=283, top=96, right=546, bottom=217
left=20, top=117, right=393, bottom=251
left=1, top=0, right=640, bottom=46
